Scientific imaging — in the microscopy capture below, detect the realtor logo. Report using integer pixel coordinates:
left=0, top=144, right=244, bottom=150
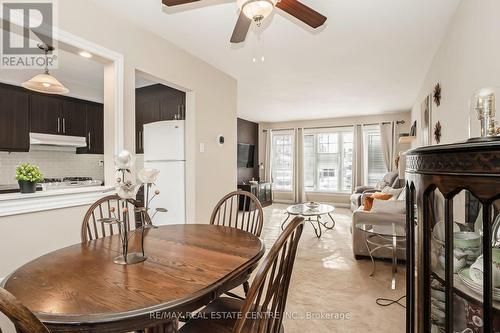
left=1, top=0, right=58, bottom=69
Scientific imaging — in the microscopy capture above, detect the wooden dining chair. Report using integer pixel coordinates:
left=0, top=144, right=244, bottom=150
left=81, top=194, right=151, bottom=242
left=179, top=216, right=305, bottom=333
left=210, top=190, right=264, bottom=297
left=210, top=190, right=264, bottom=237
left=0, top=288, right=50, bottom=333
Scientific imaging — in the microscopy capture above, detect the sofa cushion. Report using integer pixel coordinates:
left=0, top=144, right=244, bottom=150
left=382, top=186, right=404, bottom=199
left=371, top=199, right=406, bottom=214
left=374, top=181, right=387, bottom=191
left=397, top=189, right=406, bottom=201
left=364, top=193, right=393, bottom=211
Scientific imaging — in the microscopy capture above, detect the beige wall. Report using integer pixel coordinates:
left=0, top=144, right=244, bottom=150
left=411, top=0, right=500, bottom=146
left=259, top=111, right=411, bottom=204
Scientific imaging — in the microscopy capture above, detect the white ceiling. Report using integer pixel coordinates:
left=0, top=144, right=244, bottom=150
left=94, top=0, right=460, bottom=122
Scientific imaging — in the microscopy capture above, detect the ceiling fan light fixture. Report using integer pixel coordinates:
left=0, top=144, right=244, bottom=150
left=237, top=0, right=277, bottom=23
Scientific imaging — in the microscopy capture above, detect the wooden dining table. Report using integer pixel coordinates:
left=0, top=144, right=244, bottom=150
left=1, top=224, right=265, bottom=332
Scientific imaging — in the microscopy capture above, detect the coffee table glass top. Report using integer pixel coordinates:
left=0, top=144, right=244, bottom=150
left=356, top=223, right=406, bottom=238
left=287, top=203, right=335, bottom=217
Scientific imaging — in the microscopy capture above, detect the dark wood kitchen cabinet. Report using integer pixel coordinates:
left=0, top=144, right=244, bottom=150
left=0, top=82, right=103, bottom=153
left=136, top=84, right=186, bottom=154
left=30, top=93, right=86, bottom=136
left=61, top=99, right=86, bottom=136
left=0, top=84, right=30, bottom=152
left=30, top=94, right=62, bottom=135
left=77, top=103, right=104, bottom=155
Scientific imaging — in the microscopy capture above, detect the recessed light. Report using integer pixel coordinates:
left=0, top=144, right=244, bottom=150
left=79, top=51, right=92, bottom=58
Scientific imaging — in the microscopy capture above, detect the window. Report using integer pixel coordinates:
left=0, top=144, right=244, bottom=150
left=272, top=132, right=294, bottom=192
left=304, top=127, right=353, bottom=193
left=363, top=126, right=387, bottom=186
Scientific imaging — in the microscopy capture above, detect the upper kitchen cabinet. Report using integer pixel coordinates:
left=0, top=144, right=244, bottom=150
left=60, top=99, right=87, bottom=137
left=0, top=83, right=30, bottom=152
left=77, top=103, right=104, bottom=155
left=160, top=88, right=185, bottom=121
left=135, top=84, right=186, bottom=154
left=30, top=93, right=86, bottom=137
left=30, top=94, right=62, bottom=135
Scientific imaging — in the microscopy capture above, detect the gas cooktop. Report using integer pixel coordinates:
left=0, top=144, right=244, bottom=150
left=40, top=177, right=102, bottom=190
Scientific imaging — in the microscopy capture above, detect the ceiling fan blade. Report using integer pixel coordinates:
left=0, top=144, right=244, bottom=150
left=162, top=0, right=201, bottom=6
left=230, top=12, right=252, bottom=43
left=276, top=0, right=327, bottom=28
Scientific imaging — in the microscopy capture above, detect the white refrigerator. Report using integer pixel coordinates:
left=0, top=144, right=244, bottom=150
left=143, top=120, right=186, bottom=225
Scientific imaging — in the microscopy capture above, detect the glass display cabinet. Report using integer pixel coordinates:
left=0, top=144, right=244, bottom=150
left=405, top=141, right=500, bottom=333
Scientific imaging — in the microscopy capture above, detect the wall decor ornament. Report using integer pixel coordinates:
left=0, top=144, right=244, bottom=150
left=434, top=83, right=442, bottom=107
left=434, top=121, right=442, bottom=144
left=421, top=95, right=432, bottom=146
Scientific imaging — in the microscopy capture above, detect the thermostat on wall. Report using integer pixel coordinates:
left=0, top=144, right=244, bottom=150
left=216, top=135, right=225, bottom=146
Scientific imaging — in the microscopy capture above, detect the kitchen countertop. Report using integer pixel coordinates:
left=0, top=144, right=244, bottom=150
left=0, top=185, right=115, bottom=217
left=0, top=184, right=42, bottom=194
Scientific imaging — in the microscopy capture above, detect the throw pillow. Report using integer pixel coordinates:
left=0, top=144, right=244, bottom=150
left=375, top=181, right=387, bottom=191
left=371, top=199, right=406, bottom=214
left=382, top=186, right=404, bottom=200
left=364, top=193, right=393, bottom=211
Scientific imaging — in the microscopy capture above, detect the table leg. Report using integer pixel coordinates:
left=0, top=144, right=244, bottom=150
left=308, top=217, right=322, bottom=238
left=391, top=235, right=397, bottom=290
left=281, top=213, right=291, bottom=231
left=365, top=235, right=376, bottom=277
left=325, top=213, right=336, bottom=229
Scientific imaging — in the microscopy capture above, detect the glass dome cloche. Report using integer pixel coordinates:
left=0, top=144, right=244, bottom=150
left=469, top=87, right=500, bottom=141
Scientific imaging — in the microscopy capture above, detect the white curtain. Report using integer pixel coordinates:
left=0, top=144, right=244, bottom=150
left=380, top=122, right=396, bottom=172
left=294, top=128, right=306, bottom=203
left=264, top=130, right=273, bottom=182
left=352, top=124, right=365, bottom=190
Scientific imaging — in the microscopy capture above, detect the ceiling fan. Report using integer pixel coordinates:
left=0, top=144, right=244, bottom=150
left=162, top=0, right=327, bottom=43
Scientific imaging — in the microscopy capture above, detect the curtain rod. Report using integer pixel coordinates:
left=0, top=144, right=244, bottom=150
left=262, top=120, right=405, bottom=133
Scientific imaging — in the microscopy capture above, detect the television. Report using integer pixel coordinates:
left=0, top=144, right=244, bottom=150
left=237, top=143, right=255, bottom=168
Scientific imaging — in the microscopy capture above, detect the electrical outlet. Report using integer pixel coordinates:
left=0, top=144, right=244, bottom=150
left=199, top=143, right=205, bottom=153
left=98, top=160, right=104, bottom=167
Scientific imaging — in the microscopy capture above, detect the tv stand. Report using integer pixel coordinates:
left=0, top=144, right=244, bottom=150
left=237, top=182, right=272, bottom=208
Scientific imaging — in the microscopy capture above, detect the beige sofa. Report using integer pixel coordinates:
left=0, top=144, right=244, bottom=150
left=350, top=172, right=400, bottom=211
left=351, top=190, right=406, bottom=260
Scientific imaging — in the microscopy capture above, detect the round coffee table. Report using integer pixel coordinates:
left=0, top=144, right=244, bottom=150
left=356, top=223, right=406, bottom=290
left=282, top=203, right=336, bottom=238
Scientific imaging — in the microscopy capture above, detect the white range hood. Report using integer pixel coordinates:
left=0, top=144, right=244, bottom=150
left=30, top=132, right=87, bottom=151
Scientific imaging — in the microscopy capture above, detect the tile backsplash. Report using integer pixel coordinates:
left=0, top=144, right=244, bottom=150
left=0, top=151, right=104, bottom=184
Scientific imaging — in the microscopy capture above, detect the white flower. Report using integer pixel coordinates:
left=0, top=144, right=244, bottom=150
left=138, top=168, right=160, bottom=184
left=115, top=150, right=134, bottom=170
left=116, top=180, right=140, bottom=200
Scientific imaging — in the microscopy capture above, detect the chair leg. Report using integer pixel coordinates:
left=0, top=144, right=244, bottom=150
left=243, top=281, right=250, bottom=295
left=144, top=320, right=178, bottom=333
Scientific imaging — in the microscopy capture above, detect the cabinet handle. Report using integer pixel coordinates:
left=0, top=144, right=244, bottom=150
left=57, top=117, right=61, bottom=133
left=63, top=118, right=66, bottom=133
left=88, top=131, right=91, bottom=151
